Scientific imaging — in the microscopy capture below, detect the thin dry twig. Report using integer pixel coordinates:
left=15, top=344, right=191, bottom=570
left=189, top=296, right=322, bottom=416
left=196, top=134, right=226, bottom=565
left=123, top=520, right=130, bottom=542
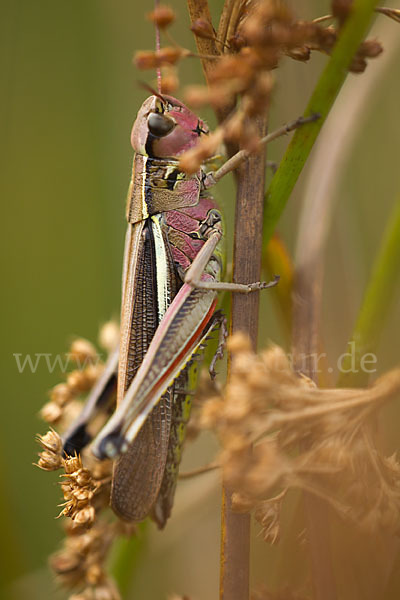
left=220, top=111, right=268, bottom=600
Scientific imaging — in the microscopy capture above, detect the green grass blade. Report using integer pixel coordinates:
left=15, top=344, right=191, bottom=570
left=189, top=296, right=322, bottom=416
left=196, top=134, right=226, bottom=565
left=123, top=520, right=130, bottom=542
left=109, top=522, right=147, bottom=597
left=263, top=0, right=380, bottom=247
left=338, top=195, right=400, bottom=387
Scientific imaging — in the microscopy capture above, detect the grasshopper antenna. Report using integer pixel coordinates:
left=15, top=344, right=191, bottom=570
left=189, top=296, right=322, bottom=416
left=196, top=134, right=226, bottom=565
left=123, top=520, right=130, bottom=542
left=155, top=0, right=162, bottom=93
left=138, top=80, right=168, bottom=104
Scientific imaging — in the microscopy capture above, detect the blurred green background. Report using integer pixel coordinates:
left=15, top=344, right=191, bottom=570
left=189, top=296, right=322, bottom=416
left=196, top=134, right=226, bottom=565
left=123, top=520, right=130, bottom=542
left=1, top=0, right=400, bottom=598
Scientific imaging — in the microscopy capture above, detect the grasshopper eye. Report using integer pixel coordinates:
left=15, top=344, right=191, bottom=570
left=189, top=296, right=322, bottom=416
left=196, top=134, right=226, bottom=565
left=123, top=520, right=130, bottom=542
left=148, top=112, right=175, bottom=137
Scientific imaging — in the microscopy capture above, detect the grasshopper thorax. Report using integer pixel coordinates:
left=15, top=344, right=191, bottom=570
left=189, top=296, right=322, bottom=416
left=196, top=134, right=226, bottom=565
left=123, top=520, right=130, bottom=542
left=131, top=95, right=209, bottom=159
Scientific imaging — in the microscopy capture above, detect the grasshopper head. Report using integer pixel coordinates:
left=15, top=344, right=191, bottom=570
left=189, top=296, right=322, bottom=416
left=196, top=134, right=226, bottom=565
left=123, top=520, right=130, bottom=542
left=131, top=94, right=209, bottom=159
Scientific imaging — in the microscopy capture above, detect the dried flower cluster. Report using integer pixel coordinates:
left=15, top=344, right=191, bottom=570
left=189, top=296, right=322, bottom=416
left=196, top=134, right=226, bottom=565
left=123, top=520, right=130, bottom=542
left=40, top=338, right=103, bottom=427
left=132, top=1, right=386, bottom=175
left=36, top=325, right=130, bottom=600
left=200, top=334, right=400, bottom=543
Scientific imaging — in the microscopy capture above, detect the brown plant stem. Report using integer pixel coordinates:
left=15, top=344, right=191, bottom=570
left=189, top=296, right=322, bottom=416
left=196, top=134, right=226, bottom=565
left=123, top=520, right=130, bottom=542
left=217, top=0, right=244, bottom=53
left=220, top=113, right=268, bottom=600
left=187, top=0, right=237, bottom=127
left=186, top=0, right=219, bottom=86
left=187, top=3, right=269, bottom=596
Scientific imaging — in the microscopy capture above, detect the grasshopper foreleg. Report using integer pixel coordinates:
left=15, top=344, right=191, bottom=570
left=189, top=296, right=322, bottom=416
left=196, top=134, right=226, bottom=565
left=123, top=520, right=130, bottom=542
left=184, top=230, right=280, bottom=293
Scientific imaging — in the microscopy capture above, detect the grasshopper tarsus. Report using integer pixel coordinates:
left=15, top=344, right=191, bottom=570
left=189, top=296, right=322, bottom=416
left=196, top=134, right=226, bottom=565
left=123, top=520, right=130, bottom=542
left=254, top=274, right=280, bottom=292
left=209, top=313, right=228, bottom=379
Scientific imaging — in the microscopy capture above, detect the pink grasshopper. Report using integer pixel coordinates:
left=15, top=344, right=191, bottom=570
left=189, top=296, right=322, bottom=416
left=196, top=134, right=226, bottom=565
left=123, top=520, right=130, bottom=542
left=64, top=92, right=311, bottom=527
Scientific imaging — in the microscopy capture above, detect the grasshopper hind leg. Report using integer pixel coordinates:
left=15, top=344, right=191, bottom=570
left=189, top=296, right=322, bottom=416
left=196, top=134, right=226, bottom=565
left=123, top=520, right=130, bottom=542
left=62, top=348, right=119, bottom=456
left=150, top=369, right=194, bottom=528
left=150, top=311, right=226, bottom=528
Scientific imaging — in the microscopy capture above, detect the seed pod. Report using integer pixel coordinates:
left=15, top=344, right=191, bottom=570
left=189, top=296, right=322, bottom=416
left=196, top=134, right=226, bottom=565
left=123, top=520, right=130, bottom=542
left=73, top=505, right=96, bottom=526
left=359, top=39, right=383, bottom=58
left=37, top=428, right=63, bottom=453
left=190, top=19, right=215, bottom=40
left=69, top=338, right=97, bottom=363
left=50, top=383, right=74, bottom=406
left=156, top=47, right=183, bottom=66
left=147, top=5, right=175, bottom=29
left=134, top=51, right=159, bottom=70
left=40, top=401, right=62, bottom=423
left=37, top=449, right=63, bottom=471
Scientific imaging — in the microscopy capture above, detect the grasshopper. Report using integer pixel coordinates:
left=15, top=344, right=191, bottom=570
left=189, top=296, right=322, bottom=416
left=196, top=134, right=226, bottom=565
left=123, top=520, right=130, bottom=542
left=63, top=91, right=309, bottom=527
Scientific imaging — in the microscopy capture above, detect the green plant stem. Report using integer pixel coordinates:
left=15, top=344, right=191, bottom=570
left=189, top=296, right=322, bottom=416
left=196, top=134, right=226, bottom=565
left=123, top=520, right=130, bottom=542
left=338, top=195, right=400, bottom=387
left=263, top=0, right=381, bottom=250
left=110, top=522, right=147, bottom=597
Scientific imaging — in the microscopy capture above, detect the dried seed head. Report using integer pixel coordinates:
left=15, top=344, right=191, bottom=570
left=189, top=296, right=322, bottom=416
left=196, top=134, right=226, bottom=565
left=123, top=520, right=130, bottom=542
left=179, top=130, right=223, bottom=175
left=243, top=71, right=273, bottom=118
left=231, top=491, right=256, bottom=513
left=69, top=338, right=97, bottom=364
left=67, top=369, right=95, bottom=394
left=40, top=401, right=63, bottom=424
left=73, top=506, right=96, bottom=526
left=37, top=428, right=63, bottom=454
left=98, top=321, right=119, bottom=352
left=69, top=580, right=121, bottom=600
left=190, top=19, right=215, bottom=40
left=37, top=449, right=63, bottom=471
left=227, top=332, right=252, bottom=354
left=70, top=469, right=92, bottom=488
left=254, top=494, right=285, bottom=544
left=358, top=39, right=383, bottom=59
left=285, top=46, right=311, bottom=62
left=199, top=396, right=224, bottom=429
left=183, top=85, right=211, bottom=107
left=223, top=114, right=245, bottom=144
left=160, top=67, right=179, bottom=94
left=86, top=562, right=103, bottom=585
left=332, top=0, right=353, bottom=25
left=147, top=5, right=175, bottom=29
left=184, top=84, right=233, bottom=110
left=209, top=54, right=256, bottom=93
left=200, top=337, right=400, bottom=536
left=50, top=383, right=74, bottom=406
left=37, top=436, right=63, bottom=469
left=349, top=55, right=367, bottom=74
left=134, top=51, right=159, bottom=70
left=64, top=454, right=84, bottom=474
left=71, top=487, right=94, bottom=505
left=228, top=32, right=247, bottom=52
left=241, top=1, right=292, bottom=48
left=50, top=550, right=84, bottom=587
left=157, top=46, right=184, bottom=66
left=38, top=327, right=130, bottom=600
left=311, top=25, right=337, bottom=53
